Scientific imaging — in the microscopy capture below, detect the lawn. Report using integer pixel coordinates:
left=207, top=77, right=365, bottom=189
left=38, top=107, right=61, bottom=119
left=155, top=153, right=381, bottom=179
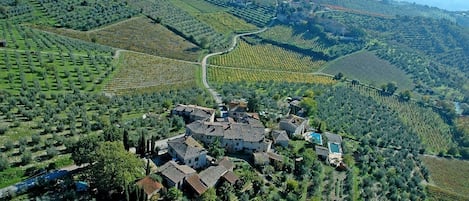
left=322, top=51, right=414, bottom=91
left=421, top=156, right=469, bottom=200
left=104, top=51, right=199, bottom=94
left=44, top=17, right=203, bottom=61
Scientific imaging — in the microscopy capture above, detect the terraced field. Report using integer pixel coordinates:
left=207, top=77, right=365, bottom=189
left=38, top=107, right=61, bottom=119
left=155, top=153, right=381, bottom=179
left=210, top=39, right=326, bottom=72
left=104, top=51, right=199, bottom=94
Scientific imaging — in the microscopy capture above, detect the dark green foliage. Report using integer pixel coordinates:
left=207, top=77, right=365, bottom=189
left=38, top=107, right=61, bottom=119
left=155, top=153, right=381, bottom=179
left=164, top=187, right=183, bottom=201
left=38, top=0, right=139, bottom=31
left=123, top=129, right=130, bottom=151
left=381, top=82, right=398, bottom=95
left=208, top=138, right=224, bottom=159
left=137, top=132, right=146, bottom=158
left=21, top=150, right=32, bottom=165
left=0, top=155, right=9, bottom=171
left=89, top=142, right=144, bottom=196
left=66, top=134, right=103, bottom=166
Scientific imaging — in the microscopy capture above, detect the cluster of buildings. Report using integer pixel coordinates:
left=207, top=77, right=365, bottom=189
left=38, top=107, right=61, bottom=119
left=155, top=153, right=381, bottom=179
left=137, top=99, right=346, bottom=199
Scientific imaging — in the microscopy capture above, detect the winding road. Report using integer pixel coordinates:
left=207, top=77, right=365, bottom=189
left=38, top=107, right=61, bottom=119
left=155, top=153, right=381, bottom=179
left=201, top=27, right=269, bottom=104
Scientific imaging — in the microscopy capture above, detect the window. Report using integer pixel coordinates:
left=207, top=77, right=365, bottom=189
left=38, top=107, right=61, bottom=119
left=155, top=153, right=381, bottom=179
left=195, top=157, right=199, bottom=161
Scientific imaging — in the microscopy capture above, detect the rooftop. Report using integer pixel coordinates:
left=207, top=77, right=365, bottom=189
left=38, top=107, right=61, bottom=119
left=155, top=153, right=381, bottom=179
left=217, top=157, right=234, bottom=171
left=280, top=114, right=307, bottom=127
left=221, top=171, right=239, bottom=185
left=199, top=165, right=228, bottom=188
left=186, top=174, right=208, bottom=196
left=158, top=161, right=196, bottom=184
left=187, top=121, right=266, bottom=142
left=168, top=136, right=206, bottom=160
left=272, top=130, right=290, bottom=142
left=136, top=176, right=163, bottom=196
left=324, top=132, right=342, bottom=144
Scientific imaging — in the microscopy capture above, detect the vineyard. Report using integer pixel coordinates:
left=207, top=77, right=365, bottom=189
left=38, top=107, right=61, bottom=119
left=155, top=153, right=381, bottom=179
left=36, top=0, right=139, bottom=31
left=169, top=0, right=257, bottom=35
left=103, top=51, right=199, bottom=94
left=204, top=0, right=275, bottom=27
left=46, top=17, right=203, bottom=61
left=323, top=51, right=414, bottom=91
left=208, top=66, right=336, bottom=84
left=129, top=0, right=229, bottom=51
left=210, top=39, right=326, bottom=72
left=195, top=12, right=257, bottom=35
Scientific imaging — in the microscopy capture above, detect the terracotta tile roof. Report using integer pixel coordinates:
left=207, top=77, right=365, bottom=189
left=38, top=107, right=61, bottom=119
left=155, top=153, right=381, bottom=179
left=222, top=171, right=239, bottom=185
left=186, top=174, right=208, bottom=196
left=136, top=176, right=163, bottom=196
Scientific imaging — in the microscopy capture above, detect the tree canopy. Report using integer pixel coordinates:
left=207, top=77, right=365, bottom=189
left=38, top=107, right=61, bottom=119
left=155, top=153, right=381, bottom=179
left=90, top=141, right=144, bottom=195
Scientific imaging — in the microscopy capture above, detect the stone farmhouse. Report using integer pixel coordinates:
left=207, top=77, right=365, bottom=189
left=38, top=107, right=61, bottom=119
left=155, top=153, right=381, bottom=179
left=158, top=161, right=196, bottom=189
left=186, top=120, right=272, bottom=153
left=172, top=104, right=215, bottom=123
left=167, top=136, right=207, bottom=169
left=279, top=114, right=309, bottom=136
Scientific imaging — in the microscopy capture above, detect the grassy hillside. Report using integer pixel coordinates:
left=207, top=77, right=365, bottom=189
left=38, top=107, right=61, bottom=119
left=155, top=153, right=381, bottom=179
left=104, top=51, right=199, bottom=94
left=43, top=17, right=202, bottom=61
left=323, top=51, right=413, bottom=91
left=422, top=156, right=469, bottom=200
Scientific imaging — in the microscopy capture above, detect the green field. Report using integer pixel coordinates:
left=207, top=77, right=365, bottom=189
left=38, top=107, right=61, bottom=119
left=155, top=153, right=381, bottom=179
left=45, top=17, right=203, bottom=61
left=323, top=51, right=414, bottom=91
left=422, top=156, right=469, bottom=200
left=104, top=51, right=199, bottom=94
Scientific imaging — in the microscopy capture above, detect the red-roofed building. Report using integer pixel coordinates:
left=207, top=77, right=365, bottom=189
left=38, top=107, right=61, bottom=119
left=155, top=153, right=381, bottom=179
left=136, top=176, right=163, bottom=200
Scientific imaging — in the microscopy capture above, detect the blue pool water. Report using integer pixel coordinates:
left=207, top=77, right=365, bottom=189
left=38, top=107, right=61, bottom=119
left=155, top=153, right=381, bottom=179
left=329, top=142, right=341, bottom=153
left=310, top=132, right=323, bottom=145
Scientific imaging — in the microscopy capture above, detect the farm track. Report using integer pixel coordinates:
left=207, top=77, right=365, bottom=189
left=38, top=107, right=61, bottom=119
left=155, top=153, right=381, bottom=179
left=201, top=26, right=271, bottom=104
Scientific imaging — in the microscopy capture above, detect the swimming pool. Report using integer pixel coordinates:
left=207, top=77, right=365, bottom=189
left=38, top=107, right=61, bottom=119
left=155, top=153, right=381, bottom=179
left=310, top=132, right=323, bottom=145
left=328, top=142, right=341, bottom=154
